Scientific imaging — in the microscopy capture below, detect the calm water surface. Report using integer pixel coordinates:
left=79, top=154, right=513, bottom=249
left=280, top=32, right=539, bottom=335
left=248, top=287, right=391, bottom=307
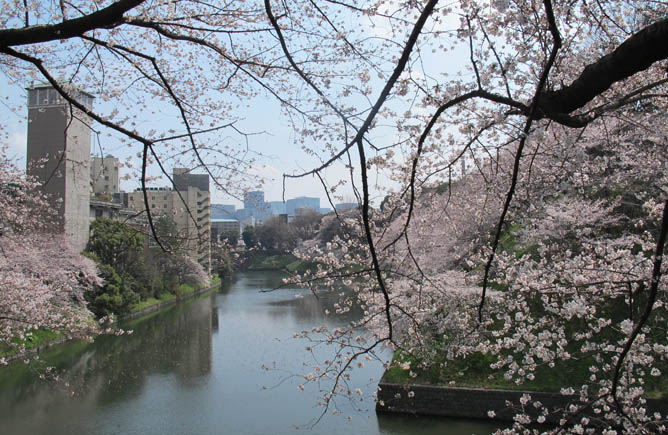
left=0, top=271, right=499, bottom=434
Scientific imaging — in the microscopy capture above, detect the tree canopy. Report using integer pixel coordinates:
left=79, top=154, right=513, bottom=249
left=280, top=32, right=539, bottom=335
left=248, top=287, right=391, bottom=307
left=87, top=217, right=144, bottom=273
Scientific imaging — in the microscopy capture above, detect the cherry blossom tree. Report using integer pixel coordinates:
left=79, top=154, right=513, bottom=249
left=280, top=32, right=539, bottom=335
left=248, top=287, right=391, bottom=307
left=0, top=149, right=103, bottom=364
left=2, top=0, right=668, bottom=432
left=262, top=1, right=668, bottom=432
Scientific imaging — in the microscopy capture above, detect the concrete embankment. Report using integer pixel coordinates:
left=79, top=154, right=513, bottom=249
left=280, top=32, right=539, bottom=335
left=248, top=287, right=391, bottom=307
left=376, top=379, right=668, bottom=424
left=119, top=282, right=221, bottom=322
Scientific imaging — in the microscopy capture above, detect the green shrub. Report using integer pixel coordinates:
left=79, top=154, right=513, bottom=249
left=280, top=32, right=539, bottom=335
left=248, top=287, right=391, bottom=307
left=85, top=263, right=139, bottom=317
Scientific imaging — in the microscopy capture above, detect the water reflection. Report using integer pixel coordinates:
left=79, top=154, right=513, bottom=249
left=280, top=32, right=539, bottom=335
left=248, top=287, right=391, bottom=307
left=0, top=295, right=216, bottom=434
left=0, top=271, right=499, bottom=435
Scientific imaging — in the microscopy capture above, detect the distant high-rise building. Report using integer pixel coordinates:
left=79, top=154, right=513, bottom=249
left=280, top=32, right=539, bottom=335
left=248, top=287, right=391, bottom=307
left=244, top=190, right=264, bottom=211
left=267, top=201, right=286, bottom=215
left=243, top=190, right=272, bottom=222
left=335, top=202, right=358, bottom=212
left=26, top=84, right=94, bottom=250
left=91, top=155, right=120, bottom=194
left=286, top=196, right=320, bottom=215
left=211, top=204, right=236, bottom=219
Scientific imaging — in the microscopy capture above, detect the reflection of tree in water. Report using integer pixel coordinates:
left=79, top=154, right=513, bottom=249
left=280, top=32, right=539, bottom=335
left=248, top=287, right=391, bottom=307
left=233, top=270, right=287, bottom=291
left=248, top=270, right=365, bottom=325
left=0, top=294, right=216, bottom=412
left=265, top=289, right=364, bottom=325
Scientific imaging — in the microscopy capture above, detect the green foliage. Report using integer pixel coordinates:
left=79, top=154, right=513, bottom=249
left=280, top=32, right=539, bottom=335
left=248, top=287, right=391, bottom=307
left=175, top=283, right=194, bottom=297
left=87, top=218, right=144, bottom=274
left=247, top=254, right=298, bottom=270
left=211, top=247, right=234, bottom=280
left=123, top=258, right=159, bottom=299
left=131, top=292, right=176, bottom=312
left=255, top=224, right=278, bottom=249
left=290, top=210, right=322, bottom=240
left=242, top=226, right=257, bottom=247
left=220, top=230, right=239, bottom=246
left=285, top=259, right=318, bottom=273
left=384, top=348, right=586, bottom=392
left=86, top=217, right=208, bottom=317
left=0, top=329, right=62, bottom=359
left=319, top=216, right=345, bottom=243
left=385, top=302, right=668, bottom=397
left=85, top=263, right=139, bottom=317
left=256, top=217, right=297, bottom=251
left=152, top=216, right=185, bottom=252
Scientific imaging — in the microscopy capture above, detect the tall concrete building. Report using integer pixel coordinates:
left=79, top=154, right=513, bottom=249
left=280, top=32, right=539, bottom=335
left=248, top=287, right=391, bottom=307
left=90, top=156, right=120, bottom=194
left=173, top=168, right=211, bottom=270
left=126, top=169, right=211, bottom=271
left=174, top=168, right=209, bottom=193
left=26, top=84, right=94, bottom=250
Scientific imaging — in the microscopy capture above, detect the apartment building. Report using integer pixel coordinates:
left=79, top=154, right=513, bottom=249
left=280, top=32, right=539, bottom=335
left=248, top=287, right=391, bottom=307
left=90, top=156, right=120, bottom=194
left=126, top=169, right=211, bottom=271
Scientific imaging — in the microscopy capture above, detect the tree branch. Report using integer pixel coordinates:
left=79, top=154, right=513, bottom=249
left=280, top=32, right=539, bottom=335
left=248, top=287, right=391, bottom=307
left=0, top=0, right=145, bottom=48
left=537, top=17, right=668, bottom=117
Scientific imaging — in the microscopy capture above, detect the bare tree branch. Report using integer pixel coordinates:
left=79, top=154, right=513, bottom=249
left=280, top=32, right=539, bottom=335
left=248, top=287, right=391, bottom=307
left=0, top=0, right=145, bottom=47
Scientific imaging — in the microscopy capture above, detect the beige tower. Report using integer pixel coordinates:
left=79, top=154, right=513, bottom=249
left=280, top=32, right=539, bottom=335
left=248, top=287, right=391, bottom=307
left=173, top=168, right=211, bottom=271
left=26, top=84, right=94, bottom=250
left=91, top=156, right=120, bottom=194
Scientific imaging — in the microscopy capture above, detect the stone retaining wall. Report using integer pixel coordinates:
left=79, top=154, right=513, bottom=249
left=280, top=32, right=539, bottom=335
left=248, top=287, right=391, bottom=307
left=376, top=380, right=668, bottom=425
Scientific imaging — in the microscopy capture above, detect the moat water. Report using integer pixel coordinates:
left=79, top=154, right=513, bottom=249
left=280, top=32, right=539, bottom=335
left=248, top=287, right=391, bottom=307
left=0, top=271, right=499, bottom=434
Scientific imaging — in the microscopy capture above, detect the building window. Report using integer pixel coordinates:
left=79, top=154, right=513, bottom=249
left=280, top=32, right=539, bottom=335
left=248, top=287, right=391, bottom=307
left=48, top=88, right=62, bottom=105
left=38, top=88, right=48, bottom=104
left=164, top=204, right=167, bottom=208
left=151, top=204, right=155, bottom=208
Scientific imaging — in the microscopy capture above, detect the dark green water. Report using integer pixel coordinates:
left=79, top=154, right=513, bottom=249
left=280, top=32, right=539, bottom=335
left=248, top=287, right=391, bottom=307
left=0, top=271, right=499, bottom=434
